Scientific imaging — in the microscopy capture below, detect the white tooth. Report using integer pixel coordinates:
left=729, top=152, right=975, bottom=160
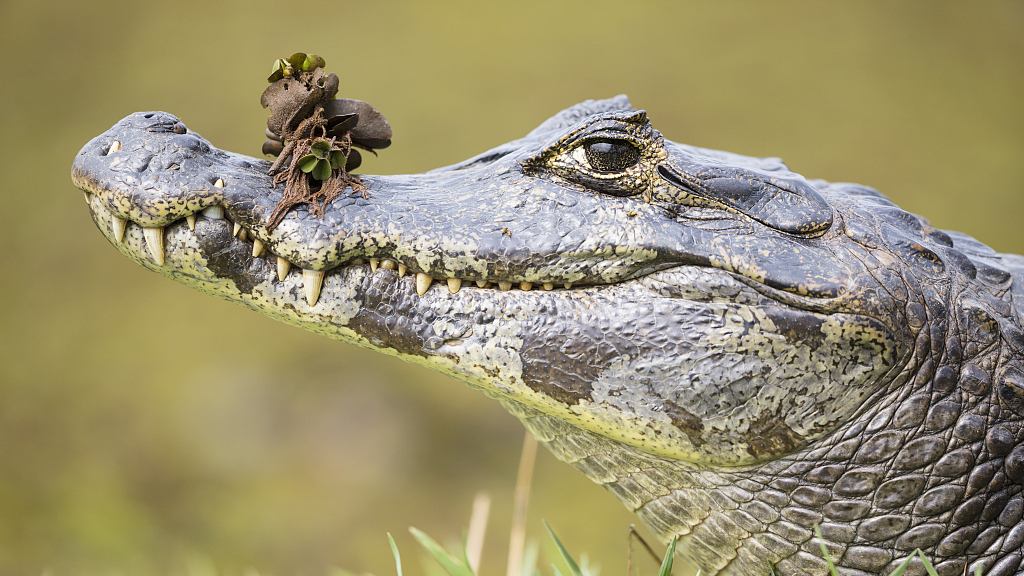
left=239, top=229, right=248, bottom=242
left=143, top=227, right=165, bottom=265
left=108, top=141, right=120, bottom=154
left=185, top=214, right=196, bottom=231
left=564, top=283, right=573, bottom=289
left=233, top=223, right=242, bottom=237
left=369, top=258, right=379, bottom=272
left=214, top=178, right=225, bottom=188
left=542, top=283, right=554, bottom=291
left=447, top=278, right=462, bottom=294
left=398, top=264, right=407, bottom=277
left=201, top=205, right=225, bottom=219
left=83, top=192, right=90, bottom=203
left=520, top=282, right=533, bottom=291
left=498, top=282, right=512, bottom=291
left=111, top=215, right=127, bottom=243
left=252, top=239, right=265, bottom=258
left=277, top=257, right=291, bottom=281
left=476, top=280, right=489, bottom=288
left=303, top=269, right=324, bottom=305
left=416, top=273, right=434, bottom=296
left=382, top=259, right=397, bottom=270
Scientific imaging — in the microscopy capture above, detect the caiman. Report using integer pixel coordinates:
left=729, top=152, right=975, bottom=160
left=71, top=97, right=1024, bottom=576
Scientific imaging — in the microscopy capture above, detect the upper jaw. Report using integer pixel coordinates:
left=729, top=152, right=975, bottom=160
left=73, top=111, right=674, bottom=291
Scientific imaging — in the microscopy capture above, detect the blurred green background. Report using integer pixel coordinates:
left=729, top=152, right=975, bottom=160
left=0, top=1, right=1021, bottom=575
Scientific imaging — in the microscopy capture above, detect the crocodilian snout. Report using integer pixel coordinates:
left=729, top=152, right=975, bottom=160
left=74, top=111, right=668, bottom=308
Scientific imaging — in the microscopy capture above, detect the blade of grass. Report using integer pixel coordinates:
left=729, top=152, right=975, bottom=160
left=543, top=520, right=584, bottom=576
left=521, top=540, right=539, bottom=576
left=508, top=433, right=539, bottom=576
left=915, top=550, right=938, bottom=576
left=657, top=536, right=677, bottom=576
left=886, top=554, right=915, bottom=576
left=812, top=526, right=840, bottom=576
left=466, top=492, right=491, bottom=574
left=389, top=533, right=404, bottom=576
left=410, top=527, right=476, bottom=576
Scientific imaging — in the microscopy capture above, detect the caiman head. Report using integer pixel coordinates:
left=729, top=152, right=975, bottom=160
left=73, top=97, right=1024, bottom=576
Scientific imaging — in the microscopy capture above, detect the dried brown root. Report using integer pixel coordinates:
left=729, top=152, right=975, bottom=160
left=265, top=109, right=367, bottom=231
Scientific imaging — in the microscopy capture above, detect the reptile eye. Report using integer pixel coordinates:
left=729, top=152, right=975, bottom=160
left=583, top=139, right=640, bottom=173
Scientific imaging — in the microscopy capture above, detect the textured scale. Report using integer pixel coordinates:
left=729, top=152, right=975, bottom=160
left=73, top=97, right=1024, bottom=575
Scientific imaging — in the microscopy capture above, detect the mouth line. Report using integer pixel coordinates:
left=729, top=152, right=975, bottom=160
left=83, top=190, right=584, bottom=306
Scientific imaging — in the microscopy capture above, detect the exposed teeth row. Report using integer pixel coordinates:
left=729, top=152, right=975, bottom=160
left=106, top=205, right=572, bottom=306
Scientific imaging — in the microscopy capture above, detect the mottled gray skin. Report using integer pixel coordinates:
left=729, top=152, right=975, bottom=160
left=72, top=97, right=1024, bottom=576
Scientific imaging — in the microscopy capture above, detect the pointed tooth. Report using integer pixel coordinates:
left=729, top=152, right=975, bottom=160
left=416, top=273, right=434, bottom=296
left=214, top=178, right=225, bottom=188
left=185, top=214, right=196, bottom=231
left=83, top=192, right=90, bottom=203
left=398, top=264, right=407, bottom=277
left=542, top=283, right=554, bottom=291
left=498, top=282, right=512, bottom=291
left=476, top=280, right=489, bottom=288
left=111, top=215, right=127, bottom=243
left=520, top=282, right=533, bottom=291
left=564, top=283, right=572, bottom=289
left=369, top=258, right=379, bottom=272
left=143, top=227, right=165, bottom=265
left=447, top=278, right=462, bottom=294
left=201, top=205, right=225, bottom=219
left=252, top=239, right=265, bottom=258
left=302, top=269, right=324, bottom=305
left=232, top=222, right=241, bottom=237
left=277, top=257, right=291, bottom=281
left=108, top=141, right=120, bottom=154
left=381, top=259, right=397, bottom=270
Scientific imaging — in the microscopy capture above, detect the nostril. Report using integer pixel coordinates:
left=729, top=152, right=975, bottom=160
left=144, top=113, right=154, bottom=119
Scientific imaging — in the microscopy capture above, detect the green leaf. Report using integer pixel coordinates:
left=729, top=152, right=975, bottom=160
left=313, top=159, right=332, bottom=180
left=388, top=533, right=403, bottom=576
left=409, top=527, right=475, bottom=576
left=543, top=520, right=584, bottom=576
left=297, top=154, right=318, bottom=173
left=330, top=150, right=346, bottom=170
left=657, top=536, right=677, bottom=576
left=287, top=52, right=307, bottom=70
left=311, top=140, right=332, bottom=159
left=303, top=54, right=326, bottom=71
left=267, top=58, right=287, bottom=82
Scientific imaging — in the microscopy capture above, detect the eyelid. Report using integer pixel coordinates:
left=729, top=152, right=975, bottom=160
left=566, top=128, right=639, bottom=150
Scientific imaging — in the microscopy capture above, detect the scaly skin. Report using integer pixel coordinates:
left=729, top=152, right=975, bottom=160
left=72, top=97, right=1024, bottom=576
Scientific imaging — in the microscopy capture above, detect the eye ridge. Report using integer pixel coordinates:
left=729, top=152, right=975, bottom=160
left=583, top=138, right=640, bottom=173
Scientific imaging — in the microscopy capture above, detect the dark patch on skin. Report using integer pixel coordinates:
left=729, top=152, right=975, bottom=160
left=762, top=307, right=827, bottom=349
left=517, top=297, right=642, bottom=406
left=744, top=412, right=804, bottom=459
left=663, top=400, right=705, bottom=448
left=346, top=271, right=434, bottom=358
left=194, top=219, right=271, bottom=295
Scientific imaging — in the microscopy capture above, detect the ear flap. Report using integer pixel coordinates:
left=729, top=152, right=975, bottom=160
left=657, top=159, right=833, bottom=236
